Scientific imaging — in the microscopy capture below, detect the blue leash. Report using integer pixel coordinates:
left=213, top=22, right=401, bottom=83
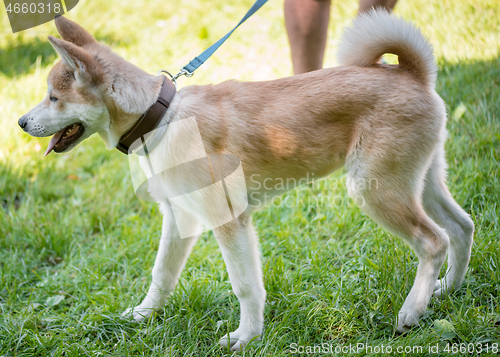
left=175, top=0, right=269, bottom=79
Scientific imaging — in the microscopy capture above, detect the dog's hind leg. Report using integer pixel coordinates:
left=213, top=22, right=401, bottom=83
left=422, top=146, right=474, bottom=297
left=347, top=152, right=449, bottom=333
left=122, top=202, right=199, bottom=321
left=215, top=212, right=266, bottom=351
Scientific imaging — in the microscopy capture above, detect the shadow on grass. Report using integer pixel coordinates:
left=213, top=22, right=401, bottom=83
left=0, top=36, right=56, bottom=77
left=434, top=56, right=500, bottom=223
left=0, top=32, right=122, bottom=78
left=436, top=55, right=500, bottom=110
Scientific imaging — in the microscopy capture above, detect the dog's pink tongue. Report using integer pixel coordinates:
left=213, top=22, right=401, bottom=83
left=44, top=130, right=64, bottom=156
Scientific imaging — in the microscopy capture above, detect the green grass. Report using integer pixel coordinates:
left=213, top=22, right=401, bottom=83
left=1, top=0, right=499, bottom=355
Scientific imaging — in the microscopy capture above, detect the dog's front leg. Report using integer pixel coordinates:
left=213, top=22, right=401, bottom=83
left=123, top=202, right=199, bottom=321
left=215, top=213, right=266, bottom=351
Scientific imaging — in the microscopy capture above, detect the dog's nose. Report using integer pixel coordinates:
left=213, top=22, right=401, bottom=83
left=18, top=116, right=28, bottom=130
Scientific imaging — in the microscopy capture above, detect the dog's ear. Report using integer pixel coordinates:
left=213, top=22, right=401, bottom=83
left=48, top=36, right=100, bottom=83
left=54, top=15, right=96, bottom=47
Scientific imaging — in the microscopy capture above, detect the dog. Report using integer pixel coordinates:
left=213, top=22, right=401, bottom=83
left=19, top=10, right=474, bottom=351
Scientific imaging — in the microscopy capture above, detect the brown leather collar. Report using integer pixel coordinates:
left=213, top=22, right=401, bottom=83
left=116, top=76, right=176, bottom=154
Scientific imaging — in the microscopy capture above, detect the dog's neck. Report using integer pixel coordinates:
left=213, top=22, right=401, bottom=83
left=100, top=65, right=164, bottom=149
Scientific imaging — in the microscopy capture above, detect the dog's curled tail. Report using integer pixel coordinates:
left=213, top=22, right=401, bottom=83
left=337, top=9, right=437, bottom=87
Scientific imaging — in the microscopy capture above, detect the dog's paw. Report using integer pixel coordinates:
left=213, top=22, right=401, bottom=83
left=219, top=329, right=260, bottom=352
left=433, top=279, right=446, bottom=298
left=121, top=305, right=156, bottom=322
left=396, top=308, right=420, bottom=333
left=434, top=278, right=458, bottom=298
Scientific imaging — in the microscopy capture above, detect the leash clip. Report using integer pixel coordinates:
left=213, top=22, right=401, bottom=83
left=177, top=68, right=194, bottom=78
left=157, top=68, right=194, bottom=88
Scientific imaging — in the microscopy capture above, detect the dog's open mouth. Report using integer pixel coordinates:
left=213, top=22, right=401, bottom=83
left=45, top=123, right=85, bottom=156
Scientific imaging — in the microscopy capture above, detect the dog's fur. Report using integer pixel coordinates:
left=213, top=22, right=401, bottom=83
left=19, top=10, right=474, bottom=351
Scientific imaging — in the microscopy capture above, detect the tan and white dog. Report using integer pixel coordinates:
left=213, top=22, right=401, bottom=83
left=19, top=10, right=474, bottom=351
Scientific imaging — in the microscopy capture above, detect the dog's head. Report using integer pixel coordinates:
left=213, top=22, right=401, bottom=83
left=18, top=16, right=110, bottom=155
left=18, top=16, right=159, bottom=155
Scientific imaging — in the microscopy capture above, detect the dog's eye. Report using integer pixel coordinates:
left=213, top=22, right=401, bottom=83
left=50, top=95, right=58, bottom=102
